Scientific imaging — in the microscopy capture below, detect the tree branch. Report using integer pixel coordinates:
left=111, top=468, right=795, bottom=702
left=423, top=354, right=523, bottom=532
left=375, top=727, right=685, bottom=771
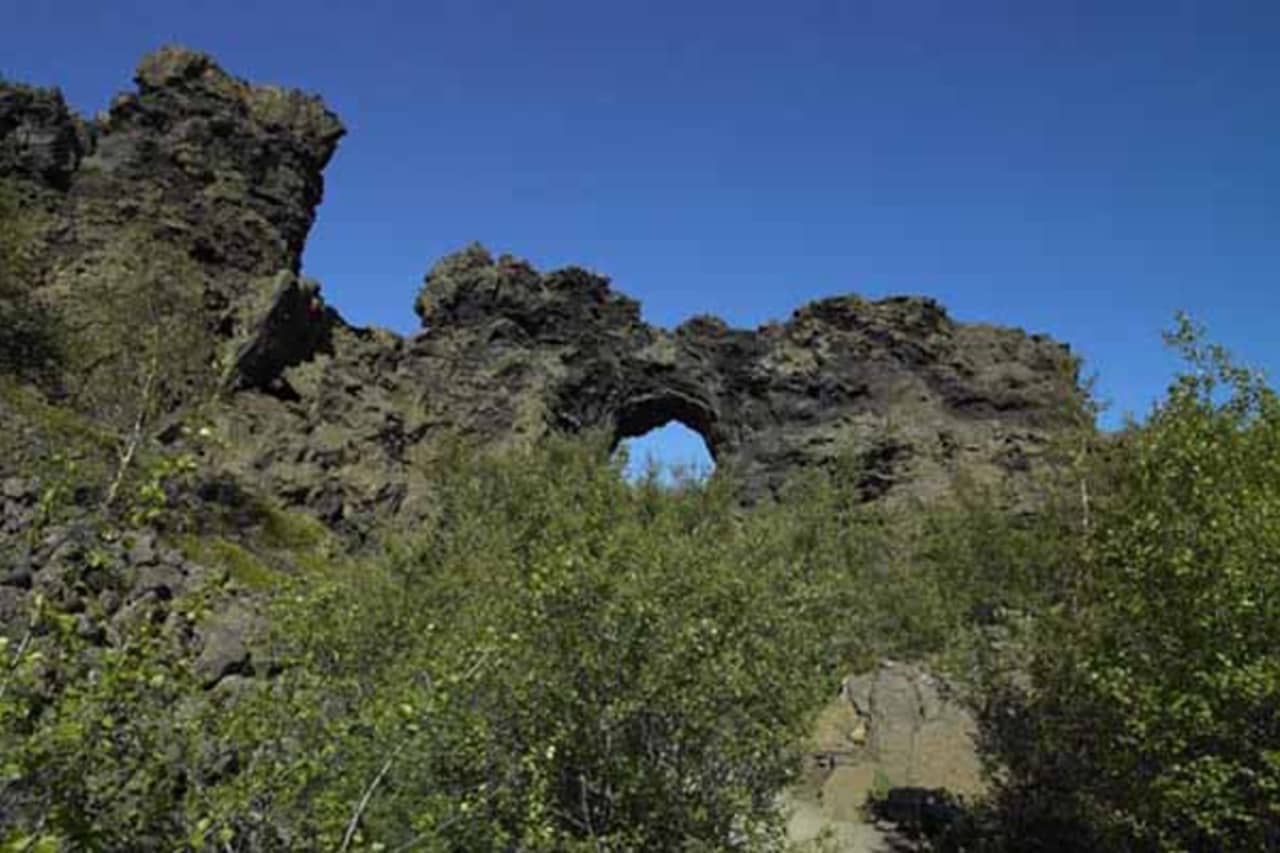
left=339, top=750, right=398, bottom=852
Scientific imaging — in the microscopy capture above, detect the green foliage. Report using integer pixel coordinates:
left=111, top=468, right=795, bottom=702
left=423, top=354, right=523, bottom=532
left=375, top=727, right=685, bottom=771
left=978, top=315, right=1280, bottom=850
left=0, top=380, right=117, bottom=534
left=255, top=503, right=332, bottom=552
left=765, top=460, right=1081, bottom=678
left=186, top=439, right=852, bottom=849
left=54, top=226, right=221, bottom=517
left=177, top=535, right=277, bottom=591
left=122, top=451, right=200, bottom=527
left=63, top=226, right=216, bottom=427
left=0, top=379, right=218, bottom=541
left=181, top=439, right=1090, bottom=850
left=5, top=432, right=1064, bottom=849
left=1, top=588, right=204, bottom=849
left=4, top=257, right=1275, bottom=851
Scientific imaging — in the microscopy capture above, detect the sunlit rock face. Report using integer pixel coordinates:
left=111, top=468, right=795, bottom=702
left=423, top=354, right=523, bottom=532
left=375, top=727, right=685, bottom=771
left=1, top=49, right=1086, bottom=533
left=204, top=243, right=1082, bottom=532
left=400, top=245, right=1084, bottom=505
left=0, top=45, right=343, bottom=329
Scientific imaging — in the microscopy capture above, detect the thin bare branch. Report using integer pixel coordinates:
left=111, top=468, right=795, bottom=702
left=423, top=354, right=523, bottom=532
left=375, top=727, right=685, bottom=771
left=339, top=750, right=398, bottom=852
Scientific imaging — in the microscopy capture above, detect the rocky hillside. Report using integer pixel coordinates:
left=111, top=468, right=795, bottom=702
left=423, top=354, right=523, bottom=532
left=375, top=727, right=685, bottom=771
left=1, top=46, right=1087, bottom=533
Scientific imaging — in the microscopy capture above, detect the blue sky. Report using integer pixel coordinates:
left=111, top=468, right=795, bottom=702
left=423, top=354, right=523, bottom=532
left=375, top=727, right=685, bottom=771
left=5, top=0, right=1278, bottom=477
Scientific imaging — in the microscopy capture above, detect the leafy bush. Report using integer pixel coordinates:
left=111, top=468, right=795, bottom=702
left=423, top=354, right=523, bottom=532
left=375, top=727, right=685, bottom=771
left=41, top=225, right=220, bottom=511
left=0, top=418, right=1116, bottom=850
left=186, top=440, right=860, bottom=849
left=977, top=316, right=1280, bottom=850
left=1, top=567, right=206, bottom=849
left=0, top=442, right=814, bottom=847
left=63, top=226, right=216, bottom=422
left=197, top=438, right=1108, bottom=850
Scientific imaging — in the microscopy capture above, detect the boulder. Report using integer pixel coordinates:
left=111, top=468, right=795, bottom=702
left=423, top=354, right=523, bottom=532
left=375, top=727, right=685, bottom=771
left=194, top=602, right=260, bottom=688
left=804, top=661, right=983, bottom=826
left=839, top=661, right=983, bottom=794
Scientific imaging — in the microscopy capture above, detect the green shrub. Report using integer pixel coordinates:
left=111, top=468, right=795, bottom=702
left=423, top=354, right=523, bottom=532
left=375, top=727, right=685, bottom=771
left=49, top=225, right=219, bottom=511
left=978, top=316, right=1280, bottom=850
left=1, top=427, right=1093, bottom=849
left=186, top=439, right=858, bottom=849
left=4, top=438, right=841, bottom=848
left=1, top=588, right=203, bottom=850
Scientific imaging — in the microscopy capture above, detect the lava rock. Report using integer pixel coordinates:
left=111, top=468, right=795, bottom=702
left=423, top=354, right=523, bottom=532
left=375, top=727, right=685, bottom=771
left=2, top=48, right=1087, bottom=529
left=2, top=477, right=35, bottom=501
left=0, top=84, right=87, bottom=188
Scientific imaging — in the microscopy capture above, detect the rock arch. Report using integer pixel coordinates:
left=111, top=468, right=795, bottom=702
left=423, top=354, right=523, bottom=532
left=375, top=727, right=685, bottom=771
left=610, top=391, right=722, bottom=471
left=0, top=48, right=1089, bottom=526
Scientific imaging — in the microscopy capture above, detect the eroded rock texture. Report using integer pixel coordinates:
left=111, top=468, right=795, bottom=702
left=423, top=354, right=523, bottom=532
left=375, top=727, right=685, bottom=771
left=1, top=45, right=343, bottom=326
left=409, top=244, right=1081, bottom=501
left=2, top=48, right=1085, bottom=531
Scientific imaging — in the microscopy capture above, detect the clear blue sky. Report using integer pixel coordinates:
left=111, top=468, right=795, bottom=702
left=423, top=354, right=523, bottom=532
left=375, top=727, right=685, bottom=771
left=5, top=0, right=1278, bottom=476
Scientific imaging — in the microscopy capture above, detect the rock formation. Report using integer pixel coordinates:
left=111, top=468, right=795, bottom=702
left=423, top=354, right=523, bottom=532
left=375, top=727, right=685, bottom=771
left=790, top=661, right=983, bottom=844
left=1, top=47, right=1087, bottom=531
left=1, top=45, right=343, bottom=323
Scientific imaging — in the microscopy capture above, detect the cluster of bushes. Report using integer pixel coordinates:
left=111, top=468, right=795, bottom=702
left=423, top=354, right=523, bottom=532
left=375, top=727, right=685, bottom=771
left=973, top=319, right=1280, bottom=851
left=1, top=432, right=1078, bottom=850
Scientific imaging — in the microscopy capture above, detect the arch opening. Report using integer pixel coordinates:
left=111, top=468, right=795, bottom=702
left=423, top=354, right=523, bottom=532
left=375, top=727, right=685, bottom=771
left=608, top=391, right=719, bottom=485
left=616, top=420, right=716, bottom=485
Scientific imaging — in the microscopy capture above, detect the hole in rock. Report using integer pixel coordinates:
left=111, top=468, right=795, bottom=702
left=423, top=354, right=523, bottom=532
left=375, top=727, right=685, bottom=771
left=617, top=422, right=715, bottom=486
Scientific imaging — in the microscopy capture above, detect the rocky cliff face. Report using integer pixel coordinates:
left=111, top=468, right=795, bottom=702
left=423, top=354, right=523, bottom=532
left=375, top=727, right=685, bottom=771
left=1, top=46, right=343, bottom=325
left=1, top=48, right=1086, bottom=532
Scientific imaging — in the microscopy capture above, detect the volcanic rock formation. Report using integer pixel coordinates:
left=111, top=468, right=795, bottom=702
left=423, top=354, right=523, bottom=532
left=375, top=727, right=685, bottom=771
left=1, top=46, right=343, bottom=322
left=1, top=47, right=1086, bottom=532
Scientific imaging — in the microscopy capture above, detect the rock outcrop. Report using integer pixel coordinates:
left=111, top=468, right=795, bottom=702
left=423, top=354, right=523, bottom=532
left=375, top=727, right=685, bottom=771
left=1, top=45, right=343, bottom=327
left=209, top=243, right=1082, bottom=529
left=0, top=84, right=88, bottom=190
left=839, top=662, right=983, bottom=797
left=1, top=48, right=1086, bottom=530
left=413, top=244, right=1081, bottom=502
left=800, top=662, right=983, bottom=825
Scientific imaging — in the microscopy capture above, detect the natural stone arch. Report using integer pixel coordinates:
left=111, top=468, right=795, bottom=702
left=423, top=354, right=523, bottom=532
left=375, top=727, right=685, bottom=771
left=0, top=48, right=1090, bottom=528
left=609, top=390, right=721, bottom=463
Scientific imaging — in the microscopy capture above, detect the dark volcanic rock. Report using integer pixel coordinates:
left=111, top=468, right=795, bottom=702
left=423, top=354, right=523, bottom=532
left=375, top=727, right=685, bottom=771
left=1, top=45, right=343, bottom=333
left=0, top=84, right=88, bottom=189
left=210, top=244, right=1083, bottom=523
left=2, top=49, right=1087, bottom=529
left=224, top=270, right=337, bottom=395
left=417, top=248, right=1083, bottom=503
left=103, top=47, right=345, bottom=279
